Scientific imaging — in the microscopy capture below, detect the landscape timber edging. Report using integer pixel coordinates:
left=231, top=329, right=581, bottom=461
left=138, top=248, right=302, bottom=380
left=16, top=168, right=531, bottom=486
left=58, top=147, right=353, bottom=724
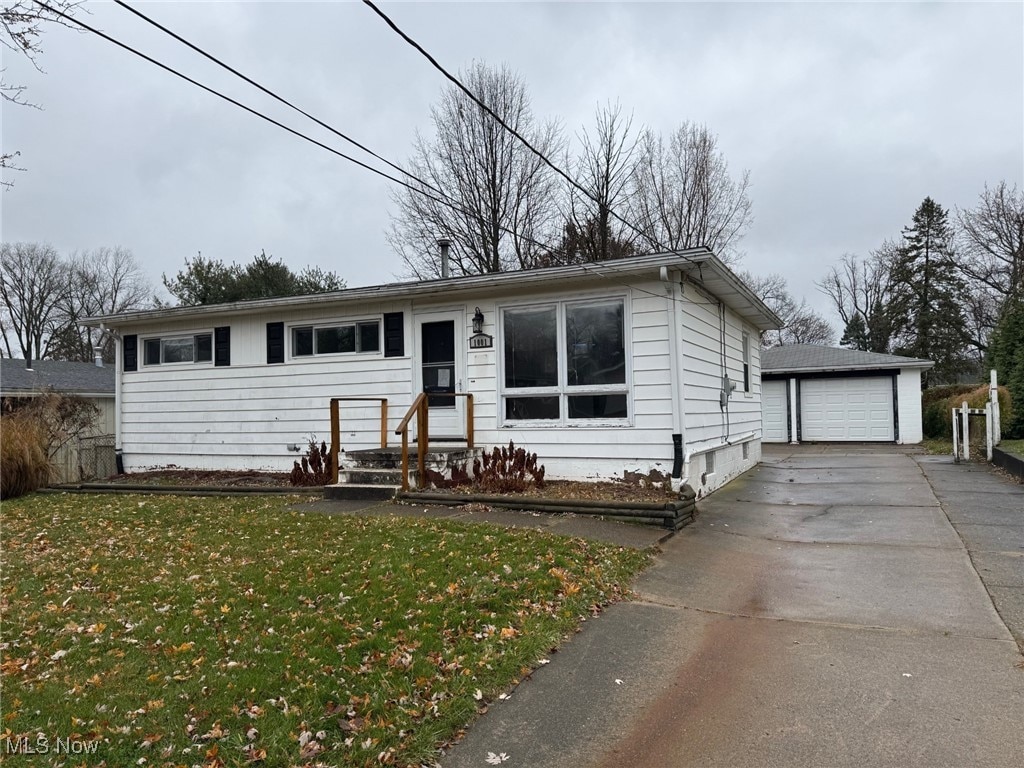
left=42, top=483, right=322, bottom=497
left=992, top=447, right=1024, bottom=482
left=398, top=488, right=697, bottom=530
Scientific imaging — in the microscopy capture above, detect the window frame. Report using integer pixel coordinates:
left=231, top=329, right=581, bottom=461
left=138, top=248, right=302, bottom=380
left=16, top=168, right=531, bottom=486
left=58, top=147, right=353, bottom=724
left=498, top=294, right=632, bottom=428
left=742, top=331, right=751, bottom=393
left=288, top=317, right=383, bottom=360
left=141, top=331, right=214, bottom=367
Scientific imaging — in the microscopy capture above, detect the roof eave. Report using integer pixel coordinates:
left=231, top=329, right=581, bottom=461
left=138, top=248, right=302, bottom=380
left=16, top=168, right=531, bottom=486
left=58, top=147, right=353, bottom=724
left=83, top=249, right=779, bottom=331
left=764, top=361, right=935, bottom=375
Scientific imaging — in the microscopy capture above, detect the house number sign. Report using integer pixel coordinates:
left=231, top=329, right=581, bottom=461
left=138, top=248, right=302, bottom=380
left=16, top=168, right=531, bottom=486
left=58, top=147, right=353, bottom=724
left=469, top=333, right=493, bottom=350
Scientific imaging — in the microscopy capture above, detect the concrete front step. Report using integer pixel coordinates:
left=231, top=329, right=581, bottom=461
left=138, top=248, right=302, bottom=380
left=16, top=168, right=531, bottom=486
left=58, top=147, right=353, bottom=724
left=342, top=446, right=481, bottom=471
left=340, top=468, right=409, bottom=485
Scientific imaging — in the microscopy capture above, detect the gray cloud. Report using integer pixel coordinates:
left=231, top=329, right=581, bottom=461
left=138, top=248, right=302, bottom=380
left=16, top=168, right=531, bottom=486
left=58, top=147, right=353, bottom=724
left=3, top=1, right=1021, bottom=326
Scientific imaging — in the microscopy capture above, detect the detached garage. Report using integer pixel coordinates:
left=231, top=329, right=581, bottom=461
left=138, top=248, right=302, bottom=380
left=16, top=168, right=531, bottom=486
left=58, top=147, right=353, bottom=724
left=761, top=345, right=933, bottom=444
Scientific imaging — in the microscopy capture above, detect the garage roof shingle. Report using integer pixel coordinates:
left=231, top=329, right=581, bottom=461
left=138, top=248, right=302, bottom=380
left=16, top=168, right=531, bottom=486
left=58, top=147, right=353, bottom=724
left=762, top=344, right=933, bottom=374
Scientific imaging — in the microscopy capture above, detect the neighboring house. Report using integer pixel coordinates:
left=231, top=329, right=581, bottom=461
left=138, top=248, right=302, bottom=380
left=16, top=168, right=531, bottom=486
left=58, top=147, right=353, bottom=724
left=0, top=358, right=117, bottom=481
left=761, top=345, right=933, bottom=444
left=86, top=249, right=781, bottom=496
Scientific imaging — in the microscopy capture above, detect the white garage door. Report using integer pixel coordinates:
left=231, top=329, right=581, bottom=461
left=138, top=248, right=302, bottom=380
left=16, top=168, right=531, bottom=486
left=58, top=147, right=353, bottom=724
left=800, top=377, right=894, bottom=441
left=763, top=379, right=789, bottom=443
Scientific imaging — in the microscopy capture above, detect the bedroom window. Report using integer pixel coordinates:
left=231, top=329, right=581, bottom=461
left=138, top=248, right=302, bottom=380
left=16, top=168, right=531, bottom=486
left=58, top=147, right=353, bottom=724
left=142, top=333, right=212, bottom=365
left=292, top=320, right=380, bottom=357
left=501, top=298, right=628, bottom=424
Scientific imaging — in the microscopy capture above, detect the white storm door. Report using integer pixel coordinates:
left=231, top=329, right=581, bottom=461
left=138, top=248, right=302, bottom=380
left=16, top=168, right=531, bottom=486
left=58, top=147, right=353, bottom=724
left=413, top=310, right=466, bottom=438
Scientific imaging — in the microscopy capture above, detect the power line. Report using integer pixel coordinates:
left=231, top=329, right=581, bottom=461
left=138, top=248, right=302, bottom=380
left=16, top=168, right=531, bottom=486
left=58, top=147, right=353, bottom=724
left=111, top=0, right=439, bottom=197
left=35, top=0, right=572, bottom=266
left=31, top=1, right=475, bottom=216
left=360, top=0, right=667, bottom=253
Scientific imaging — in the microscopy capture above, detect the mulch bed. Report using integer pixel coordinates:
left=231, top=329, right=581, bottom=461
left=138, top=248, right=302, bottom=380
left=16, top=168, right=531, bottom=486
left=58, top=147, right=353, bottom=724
left=102, top=470, right=677, bottom=502
left=105, top=469, right=292, bottom=488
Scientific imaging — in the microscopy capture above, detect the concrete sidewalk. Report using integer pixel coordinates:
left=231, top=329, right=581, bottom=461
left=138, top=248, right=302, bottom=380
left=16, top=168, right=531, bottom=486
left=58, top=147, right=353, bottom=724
left=440, top=446, right=1024, bottom=768
left=915, top=453, right=1024, bottom=650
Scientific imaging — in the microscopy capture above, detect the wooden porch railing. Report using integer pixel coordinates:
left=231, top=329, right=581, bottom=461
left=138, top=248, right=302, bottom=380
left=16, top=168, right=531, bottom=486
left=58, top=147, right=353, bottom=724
left=329, top=397, right=389, bottom=484
left=394, top=393, right=474, bottom=492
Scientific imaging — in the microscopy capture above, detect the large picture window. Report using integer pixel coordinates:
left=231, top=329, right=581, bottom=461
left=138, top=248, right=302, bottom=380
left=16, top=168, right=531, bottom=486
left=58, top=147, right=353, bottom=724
left=143, top=333, right=212, bottom=365
left=292, top=320, right=381, bottom=357
left=501, top=298, right=628, bottom=424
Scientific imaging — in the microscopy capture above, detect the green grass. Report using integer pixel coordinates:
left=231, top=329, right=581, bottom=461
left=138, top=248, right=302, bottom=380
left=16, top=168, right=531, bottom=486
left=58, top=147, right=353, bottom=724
left=998, top=439, right=1024, bottom=458
left=0, top=494, right=649, bottom=767
left=922, top=438, right=954, bottom=455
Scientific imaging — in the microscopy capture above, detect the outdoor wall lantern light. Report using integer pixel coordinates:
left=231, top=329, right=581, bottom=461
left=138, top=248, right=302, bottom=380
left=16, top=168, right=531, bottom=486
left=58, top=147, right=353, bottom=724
left=472, top=307, right=485, bottom=335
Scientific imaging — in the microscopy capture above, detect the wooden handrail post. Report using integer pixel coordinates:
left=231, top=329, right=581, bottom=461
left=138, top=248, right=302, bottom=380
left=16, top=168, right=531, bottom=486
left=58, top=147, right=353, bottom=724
left=466, top=393, right=474, bottom=448
left=400, top=428, right=410, bottom=492
left=417, top=400, right=427, bottom=489
left=380, top=400, right=388, bottom=449
left=330, top=399, right=340, bottom=485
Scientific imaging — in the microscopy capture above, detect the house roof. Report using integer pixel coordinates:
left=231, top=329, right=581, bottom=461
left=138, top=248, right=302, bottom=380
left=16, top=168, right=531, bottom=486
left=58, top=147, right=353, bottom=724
left=0, top=359, right=115, bottom=397
left=762, top=344, right=934, bottom=374
left=84, top=249, right=784, bottom=332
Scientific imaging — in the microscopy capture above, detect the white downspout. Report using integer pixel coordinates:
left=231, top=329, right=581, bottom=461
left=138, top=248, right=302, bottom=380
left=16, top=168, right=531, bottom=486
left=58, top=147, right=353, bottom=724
left=663, top=267, right=687, bottom=492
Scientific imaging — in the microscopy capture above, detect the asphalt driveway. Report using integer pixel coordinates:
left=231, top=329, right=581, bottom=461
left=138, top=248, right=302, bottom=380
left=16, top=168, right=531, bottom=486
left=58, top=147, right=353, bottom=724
left=442, top=445, right=1024, bottom=768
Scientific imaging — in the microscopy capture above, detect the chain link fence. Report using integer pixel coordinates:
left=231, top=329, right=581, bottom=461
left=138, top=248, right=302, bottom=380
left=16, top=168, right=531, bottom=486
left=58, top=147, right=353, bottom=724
left=77, top=434, right=117, bottom=481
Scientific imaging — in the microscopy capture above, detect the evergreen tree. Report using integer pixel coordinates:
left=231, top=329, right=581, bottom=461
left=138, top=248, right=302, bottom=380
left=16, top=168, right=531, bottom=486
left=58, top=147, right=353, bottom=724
left=840, top=314, right=870, bottom=350
left=988, top=296, right=1024, bottom=438
left=162, top=251, right=345, bottom=307
left=890, top=198, right=968, bottom=385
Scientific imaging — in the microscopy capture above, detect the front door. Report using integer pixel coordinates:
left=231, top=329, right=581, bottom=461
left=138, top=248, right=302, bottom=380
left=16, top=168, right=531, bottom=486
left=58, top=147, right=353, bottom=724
left=414, top=310, right=465, bottom=439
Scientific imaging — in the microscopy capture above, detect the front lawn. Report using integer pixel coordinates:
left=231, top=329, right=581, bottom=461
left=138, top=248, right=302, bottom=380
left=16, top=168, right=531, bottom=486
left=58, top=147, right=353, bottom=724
left=998, top=438, right=1024, bottom=459
left=0, top=494, right=648, bottom=767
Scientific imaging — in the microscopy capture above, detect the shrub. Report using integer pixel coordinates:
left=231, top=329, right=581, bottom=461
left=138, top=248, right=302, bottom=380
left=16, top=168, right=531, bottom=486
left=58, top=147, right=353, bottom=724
left=0, top=410, right=53, bottom=499
left=921, top=384, right=1013, bottom=439
left=470, top=440, right=546, bottom=493
left=289, top=440, right=333, bottom=486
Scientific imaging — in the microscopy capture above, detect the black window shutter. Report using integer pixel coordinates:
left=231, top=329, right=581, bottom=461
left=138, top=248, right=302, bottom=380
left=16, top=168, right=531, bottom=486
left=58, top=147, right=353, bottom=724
left=214, top=326, right=231, bottom=367
left=266, top=322, right=285, bottom=364
left=123, top=334, right=138, bottom=371
left=383, top=312, right=404, bottom=358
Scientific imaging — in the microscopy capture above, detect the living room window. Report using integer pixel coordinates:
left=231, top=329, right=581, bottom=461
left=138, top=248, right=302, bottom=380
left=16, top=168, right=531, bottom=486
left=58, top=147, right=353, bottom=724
left=501, top=297, right=628, bottom=425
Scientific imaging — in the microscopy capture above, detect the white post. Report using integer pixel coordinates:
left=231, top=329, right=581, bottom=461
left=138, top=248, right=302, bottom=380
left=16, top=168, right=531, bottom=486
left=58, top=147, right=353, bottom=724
left=962, top=401, right=970, bottom=461
left=990, top=369, right=1001, bottom=445
left=951, top=407, right=960, bottom=462
left=986, top=401, right=994, bottom=461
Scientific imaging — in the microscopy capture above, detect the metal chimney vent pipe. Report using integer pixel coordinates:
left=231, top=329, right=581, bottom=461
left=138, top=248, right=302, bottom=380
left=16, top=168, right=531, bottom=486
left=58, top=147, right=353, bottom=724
left=437, top=238, right=451, bottom=279
left=94, top=346, right=104, bottom=367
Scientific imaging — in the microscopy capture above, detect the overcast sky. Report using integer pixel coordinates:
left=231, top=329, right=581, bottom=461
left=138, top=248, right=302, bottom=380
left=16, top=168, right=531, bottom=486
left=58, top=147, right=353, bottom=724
left=2, top=0, right=1022, bottom=330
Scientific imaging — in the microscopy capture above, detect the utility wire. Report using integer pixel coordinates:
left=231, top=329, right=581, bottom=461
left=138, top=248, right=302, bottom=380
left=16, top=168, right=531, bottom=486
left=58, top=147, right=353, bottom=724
left=361, top=0, right=669, bottom=253
left=31, top=1, right=486, bottom=220
left=112, top=0, right=440, bottom=198
left=34, top=0, right=570, bottom=265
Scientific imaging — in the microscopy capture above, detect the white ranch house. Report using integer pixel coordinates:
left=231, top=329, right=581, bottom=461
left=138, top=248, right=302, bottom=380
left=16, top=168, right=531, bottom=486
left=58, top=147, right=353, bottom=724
left=88, top=250, right=781, bottom=496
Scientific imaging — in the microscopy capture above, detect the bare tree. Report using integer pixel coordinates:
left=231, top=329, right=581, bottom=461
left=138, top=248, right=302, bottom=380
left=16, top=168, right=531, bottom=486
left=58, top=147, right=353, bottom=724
left=557, top=101, right=640, bottom=264
left=48, top=246, right=153, bottom=362
left=0, top=242, right=67, bottom=360
left=387, top=62, right=563, bottom=278
left=742, top=270, right=834, bottom=348
left=817, top=245, right=905, bottom=353
left=2, top=1, right=81, bottom=187
left=630, top=122, right=752, bottom=264
left=957, top=181, right=1024, bottom=301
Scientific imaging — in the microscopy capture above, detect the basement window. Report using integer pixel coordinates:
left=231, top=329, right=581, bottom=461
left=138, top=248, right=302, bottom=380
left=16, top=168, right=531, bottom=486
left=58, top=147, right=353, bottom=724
left=143, top=333, right=212, bottom=365
left=292, top=320, right=381, bottom=357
